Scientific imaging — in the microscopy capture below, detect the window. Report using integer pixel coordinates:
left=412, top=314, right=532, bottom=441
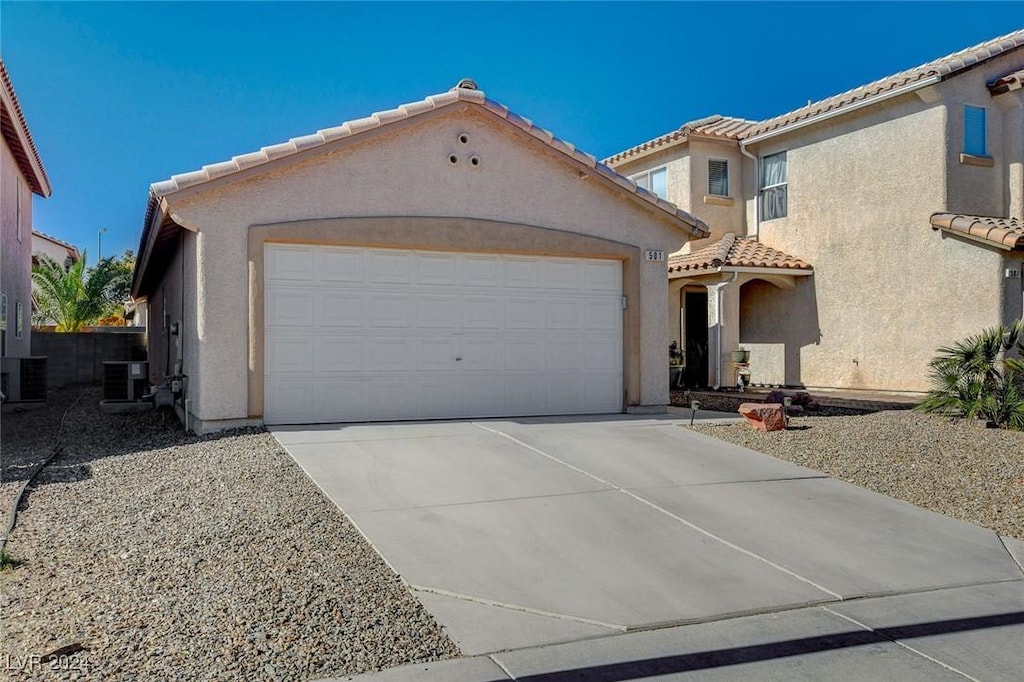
left=16, top=176, right=23, bottom=242
left=0, top=293, right=6, bottom=332
left=964, top=106, right=987, bottom=157
left=708, top=159, right=729, bottom=197
left=632, top=167, right=668, bottom=199
left=15, top=301, right=23, bottom=339
left=759, top=151, right=788, bottom=220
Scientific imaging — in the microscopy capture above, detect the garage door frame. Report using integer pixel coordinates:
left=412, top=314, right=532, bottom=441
left=246, top=216, right=642, bottom=420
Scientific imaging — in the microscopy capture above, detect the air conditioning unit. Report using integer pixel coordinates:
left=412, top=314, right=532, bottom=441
left=0, top=356, right=48, bottom=403
left=103, top=361, right=149, bottom=402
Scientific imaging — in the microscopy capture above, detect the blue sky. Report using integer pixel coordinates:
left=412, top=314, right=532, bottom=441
left=2, top=2, right=1020, bottom=260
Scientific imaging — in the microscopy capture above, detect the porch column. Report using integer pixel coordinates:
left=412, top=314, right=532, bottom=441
left=706, top=276, right=742, bottom=388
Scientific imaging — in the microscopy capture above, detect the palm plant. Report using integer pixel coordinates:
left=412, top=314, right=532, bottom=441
left=31, top=252, right=129, bottom=332
left=916, top=320, right=1024, bottom=430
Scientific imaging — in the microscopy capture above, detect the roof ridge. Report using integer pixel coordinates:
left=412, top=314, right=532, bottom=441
left=745, top=28, right=1024, bottom=139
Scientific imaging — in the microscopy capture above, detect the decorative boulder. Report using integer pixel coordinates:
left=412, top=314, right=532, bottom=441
left=738, top=403, right=787, bottom=432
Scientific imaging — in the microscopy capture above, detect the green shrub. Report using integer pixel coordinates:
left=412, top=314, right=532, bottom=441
left=916, top=320, right=1024, bottom=431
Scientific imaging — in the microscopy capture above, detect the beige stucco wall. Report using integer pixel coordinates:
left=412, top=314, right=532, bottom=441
left=31, top=234, right=77, bottom=267
left=1, top=142, right=34, bottom=358
left=745, top=66, right=1016, bottom=392
left=160, top=107, right=692, bottom=425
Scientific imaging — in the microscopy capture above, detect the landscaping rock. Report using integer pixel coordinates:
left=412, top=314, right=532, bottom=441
left=738, top=402, right=787, bottom=432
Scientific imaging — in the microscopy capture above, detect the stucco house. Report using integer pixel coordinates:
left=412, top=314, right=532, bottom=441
left=32, top=230, right=80, bottom=268
left=131, top=80, right=708, bottom=433
left=1, top=57, right=51, bottom=400
left=607, top=29, right=1024, bottom=394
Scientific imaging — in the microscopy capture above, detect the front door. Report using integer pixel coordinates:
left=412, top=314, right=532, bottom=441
left=682, top=290, right=709, bottom=388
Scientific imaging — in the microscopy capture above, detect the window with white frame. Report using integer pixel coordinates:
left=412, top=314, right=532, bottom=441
left=632, top=167, right=668, bottom=199
left=708, top=159, right=729, bottom=197
left=16, top=176, right=23, bottom=242
left=759, top=151, right=788, bottom=220
left=964, top=105, right=987, bottom=157
left=15, top=301, right=23, bottom=339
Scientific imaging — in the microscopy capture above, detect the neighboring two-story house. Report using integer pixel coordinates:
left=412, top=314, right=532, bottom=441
left=32, top=230, right=80, bottom=269
left=607, top=30, right=1024, bottom=394
left=1, top=57, right=51, bottom=399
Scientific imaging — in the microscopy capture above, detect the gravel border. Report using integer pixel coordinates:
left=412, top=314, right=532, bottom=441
left=0, top=388, right=459, bottom=680
left=689, top=411, right=1024, bottom=542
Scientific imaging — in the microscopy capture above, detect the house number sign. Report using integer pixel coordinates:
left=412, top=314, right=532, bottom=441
left=644, top=250, right=665, bottom=262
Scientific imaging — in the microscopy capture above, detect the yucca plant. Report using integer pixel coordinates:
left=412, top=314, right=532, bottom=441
left=31, top=252, right=128, bottom=332
left=916, top=320, right=1024, bottom=430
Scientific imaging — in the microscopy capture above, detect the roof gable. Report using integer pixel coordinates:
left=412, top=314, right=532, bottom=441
left=604, top=115, right=757, bottom=166
left=0, top=58, right=50, bottom=197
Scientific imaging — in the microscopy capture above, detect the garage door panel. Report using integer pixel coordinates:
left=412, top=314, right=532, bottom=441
left=417, top=295, right=460, bottom=328
left=265, top=244, right=623, bottom=424
left=368, top=338, right=416, bottom=371
left=546, top=298, right=583, bottom=330
left=268, top=290, right=314, bottom=327
left=267, top=336, right=314, bottom=373
left=267, top=245, right=313, bottom=282
left=318, top=292, right=364, bottom=326
left=584, top=260, right=621, bottom=291
left=368, top=250, right=413, bottom=284
left=507, top=298, right=544, bottom=329
left=316, top=248, right=364, bottom=283
left=420, top=338, right=459, bottom=371
left=314, top=337, right=364, bottom=372
left=463, top=297, right=501, bottom=328
left=463, top=255, right=501, bottom=287
left=416, top=252, right=459, bottom=286
left=546, top=338, right=582, bottom=370
left=368, top=293, right=413, bottom=327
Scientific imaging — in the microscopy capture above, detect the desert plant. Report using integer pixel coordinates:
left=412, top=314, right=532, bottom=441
left=916, top=320, right=1024, bottom=430
left=31, top=252, right=130, bottom=332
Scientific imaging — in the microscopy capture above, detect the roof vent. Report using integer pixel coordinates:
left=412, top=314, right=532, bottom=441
left=453, top=78, right=478, bottom=91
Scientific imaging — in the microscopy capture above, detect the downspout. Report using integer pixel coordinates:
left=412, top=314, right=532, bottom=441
left=739, top=142, right=759, bottom=241
left=712, top=271, right=739, bottom=389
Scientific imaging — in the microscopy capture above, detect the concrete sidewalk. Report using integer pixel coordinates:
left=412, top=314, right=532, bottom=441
left=271, top=414, right=1024, bottom=681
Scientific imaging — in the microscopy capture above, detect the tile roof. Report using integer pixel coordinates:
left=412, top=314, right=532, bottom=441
left=930, top=213, right=1024, bottom=250
left=135, top=80, right=709, bottom=297
left=745, top=29, right=1024, bottom=140
left=668, top=233, right=812, bottom=274
left=32, top=230, right=81, bottom=258
left=989, top=67, right=1024, bottom=95
left=0, top=58, right=50, bottom=197
left=604, top=115, right=757, bottom=166
left=146, top=81, right=706, bottom=235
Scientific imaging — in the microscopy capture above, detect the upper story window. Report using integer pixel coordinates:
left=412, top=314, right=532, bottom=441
left=759, top=151, right=788, bottom=220
left=632, top=167, right=668, bottom=199
left=964, top=105, right=987, bottom=157
left=16, top=176, right=23, bottom=242
left=708, top=159, right=729, bottom=197
left=15, top=301, right=23, bottom=339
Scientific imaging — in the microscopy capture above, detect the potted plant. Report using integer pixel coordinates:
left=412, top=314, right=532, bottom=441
left=730, top=349, right=750, bottom=363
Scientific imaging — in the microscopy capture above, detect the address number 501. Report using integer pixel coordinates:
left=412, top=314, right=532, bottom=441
left=644, top=250, right=665, bottom=262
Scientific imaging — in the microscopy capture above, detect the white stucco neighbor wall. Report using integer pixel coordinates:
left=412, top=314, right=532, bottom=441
left=160, top=108, right=694, bottom=426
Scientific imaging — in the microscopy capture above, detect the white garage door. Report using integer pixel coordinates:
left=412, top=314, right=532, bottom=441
left=264, top=244, right=623, bottom=424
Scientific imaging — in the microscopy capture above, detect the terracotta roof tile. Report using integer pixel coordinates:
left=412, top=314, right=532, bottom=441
left=604, top=115, right=757, bottom=166
left=746, top=29, right=1024, bottom=140
left=136, top=80, right=709, bottom=296
left=989, top=67, right=1024, bottom=94
left=668, top=233, right=812, bottom=274
left=930, top=213, right=1024, bottom=250
left=0, top=58, right=50, bottom=196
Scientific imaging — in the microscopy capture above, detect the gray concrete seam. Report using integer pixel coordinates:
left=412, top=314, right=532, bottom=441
left=410, top=584, right=627, bottom=632
left=822, top=607, right=979, bottom=682
left=473, top=422, right=845, bottom=601
left=997, top=534, right=1024, bottom=576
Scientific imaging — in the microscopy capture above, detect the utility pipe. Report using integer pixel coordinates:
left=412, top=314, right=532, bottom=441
left=739, top=142, right=760, bottom=241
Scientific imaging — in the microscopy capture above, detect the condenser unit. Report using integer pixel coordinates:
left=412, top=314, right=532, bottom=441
left=103, top=361, right=148, bottom=402
left=0, top=356, right=48, bottom=403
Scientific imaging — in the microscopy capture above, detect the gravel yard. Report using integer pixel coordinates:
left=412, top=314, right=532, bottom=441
left=0, top=388, right=458, bottom=680
left=690, top=410, right=1024, bottom=542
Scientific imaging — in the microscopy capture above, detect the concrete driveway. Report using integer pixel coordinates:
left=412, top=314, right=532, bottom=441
left=271, top=414, right=1024, bottom=681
